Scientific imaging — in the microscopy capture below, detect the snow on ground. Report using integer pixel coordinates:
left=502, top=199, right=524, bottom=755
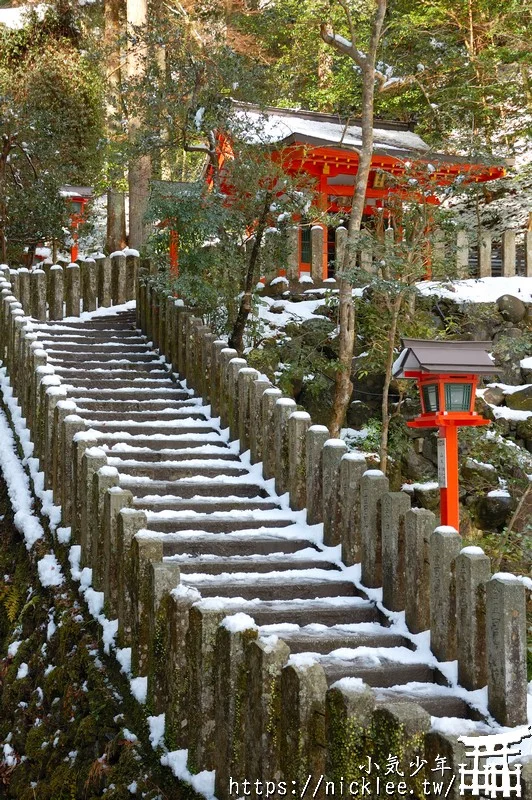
left=0, top=4, right=47, bottom=29
left=417, top=276, right=532, bottom=304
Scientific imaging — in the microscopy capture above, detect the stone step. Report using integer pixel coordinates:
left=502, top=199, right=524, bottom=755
left=277, top=628, right=414, bottom=654
left=374, top=690, right=485, bottom=721
left=181, top=577, right=364, bottom=601
left=169, top=555, right=339, bottom=575
left=121, top=480, right=267, bottom=499
left=244, top=599, right=386, bottom=627
left=322, top=659, right=447, bottom=689
left=45, top=343, right=152, bottom=353
left=37, top=320, right=137, bottom=331
left=56, top=369, right=171, bottom=381
left=36, top=329, right=144, bottom=340
left=66, top=389, right=190, bottom=402
left=85, top=423, right=217, bottom=437
left=111, top=450, right=238, bottom=463
left=62, top=378, right=176, bottom=390
left=77, top=409, right=207, bottom=423
left=161, top=534, right=317, bottom=558
left=46, top=351, right=159, bottom=363
left=147, top=516, right=295, bottom=533
left=135, top=498, right=278, bottom=513
left=101, top=437, right=226, bottom=452
left=51, top=360, right=166, bottom=372
left=73, top=398, right=200, bottom=412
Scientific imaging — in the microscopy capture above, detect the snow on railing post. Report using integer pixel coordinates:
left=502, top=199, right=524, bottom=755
left=479, top=229, right=492, bottom=277
left=429, top=526, right=462, bottom=662
left=125, top=252, right=139, bottom=300
left=456, top=230, right=469, bottom=278
left=286, top=225, right=299, bottom=281
left=311, top=224, right=324, bottom=283
left=238, top=367, right=259, bottom=452
left=79, top=447, right=107, bottom=568
left=360, top=470, right=389, bottom=588
left=214, top=620, right=259, bottom=798
left=102, top=487, right=134, bottom=614
left=18, top=267, right=30, bottom=311
left=65, top=263, right=81, bottom=317
left=92, top=465, right=120, bottom=591
left=60, top=414, right=87, bottom=527
left=404, top=508, right=436, bottom=633
left=200, top=331, right=217, bottom=403
left=82, top=257, right=97, bottom=312
left=31, top=269, right=46, bottom=320
left=52, top=399, right=77, bottom=495
left=43, top=384, right=67, bottom=488
left=218, top=348, right=238, bottom=427
left=95, top=254, right=112, bottom=308
left=381, top=490, right=411, bottom=611
left=525, top=230, right=532, bottom=277
left=186, top=605, right=227, bottom=771
left=486, top=574, right=528, bottom=726
left=116, top=508, right=147, bottom=649
left=325, top=681, right=375, bottom=787
left=245, top=636, right=290, bottom=787
left=111, top=251, right=127, bottom=304
left=455, top=548, right=491, bottom=690
left=273, top=397, right=297, bottom=496
left=209, top=339, right=229, bottom=418
left=279, top=660, right=328, bottom=788
left=502, top=228, right=516, bottom=277
left=337, top=452, right=367, bottom=566
left=249, top=377, right=272, bottom=464
left=287, top=410, right=311, bottom=511
left=226, top=357, right=248, bottom=441
left=322, top=438, right=347, bottom=547
left=48, top=265, right=64, bottom=320
left=146, top=560, right=181, bottom=714
left=305, top=424, right=330, bottom=525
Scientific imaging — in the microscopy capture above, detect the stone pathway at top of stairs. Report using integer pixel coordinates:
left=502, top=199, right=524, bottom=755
left=34, top=309, right=486, bottom=724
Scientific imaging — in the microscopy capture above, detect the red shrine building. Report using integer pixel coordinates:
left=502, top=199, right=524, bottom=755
left=204, top=102, right=505, bottom=282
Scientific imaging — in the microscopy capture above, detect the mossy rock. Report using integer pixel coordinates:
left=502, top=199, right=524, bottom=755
left=506, top=386, right=532, bottom=411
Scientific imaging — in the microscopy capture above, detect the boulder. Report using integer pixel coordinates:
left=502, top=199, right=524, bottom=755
left=346, top=400, right=373, bottom=428
left=482, top=386, right=505, bottom=406
left=270, top=301, right=286, bottom=314
left=474, top=396, right=495, bottom=421
left=473, top=492, right=516, bottom=532
left=516, top=418, right=532, bottom=440
left=506, top=385, right=532, bottom=411
left=496, top=294, right=527, bottom=323
left=402, top=449, right=436, bottom=483
left=412, top=483, right=440, bottom=512
left=422, top=433, right=438, bottom=466
left=460, top=458, right=499, bottom=491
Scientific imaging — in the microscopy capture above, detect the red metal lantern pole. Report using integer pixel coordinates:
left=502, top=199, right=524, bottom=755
left=438, top=425, right=460, bottom=530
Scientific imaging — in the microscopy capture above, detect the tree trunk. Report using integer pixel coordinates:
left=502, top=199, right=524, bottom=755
left=126, top=0, right=151, bottom=251
left=327, top=1, right=387, bottom=437
left=105, top=0, right=127, bottom=252
left=228, top=198, right=271, bottom=352
left=106, top=189, right=127, bottom=252
left=379, top=295, right=402, bottom=473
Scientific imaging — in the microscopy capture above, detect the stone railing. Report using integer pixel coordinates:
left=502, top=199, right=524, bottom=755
left=0, top=252, right=138, bottom=321
left=0, top=266, right=529, bottom=798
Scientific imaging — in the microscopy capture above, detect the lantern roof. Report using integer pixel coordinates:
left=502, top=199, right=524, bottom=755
left=393, top=338, right=499, bottom=377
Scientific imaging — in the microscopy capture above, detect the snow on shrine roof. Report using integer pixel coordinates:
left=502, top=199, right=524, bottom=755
left=59, top=185, right=93, bottom=199
left=393, top=338, right=499, bottom=377
left=231, top=102, right=431, bottom=158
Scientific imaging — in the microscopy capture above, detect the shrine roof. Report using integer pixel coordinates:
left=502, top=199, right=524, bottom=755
left=393, top=338, right=499, bottom=376
left=229, top=103, right=506, bottom=168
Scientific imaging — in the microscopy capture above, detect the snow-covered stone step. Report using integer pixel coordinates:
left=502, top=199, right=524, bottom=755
left=46, top=351, right=160, bottom=362
left=57, top=369, right=172, bottom=382
left=52, top=361, right=168, bottom=373
left=120, top=480, right=267, bottom=499
left=321, top=657, right=447, bottom=689
left=72, top=398, right=201, bottom=411
left=44, top=341, right=153, bottom=352
left=374, top=688, right=485, bottom=720
left=109, top=449, right=238, bottom=463
left=62, top=378, right=176, bottom=390
left=76, top=408, right=208, bottom=423
left=66, top=388, right=191, bottom=401
left=167, top=554, right=339, bottom=575
left=135, top=498, right=279, bottom=513
left=112, top=462, right=244, bottom=482
left=207, top=598, right=385, bottom=627
left=35, top=329, right=145, bottom=340
left=272, top=627, right=414, bottom=654
left=159, top=532, right=318, bottom=557
left=145, top=514, right=296, bottom=533
left=180, top=576, right=365, bottom=601
left=101, top=437, right=228, bottom=454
